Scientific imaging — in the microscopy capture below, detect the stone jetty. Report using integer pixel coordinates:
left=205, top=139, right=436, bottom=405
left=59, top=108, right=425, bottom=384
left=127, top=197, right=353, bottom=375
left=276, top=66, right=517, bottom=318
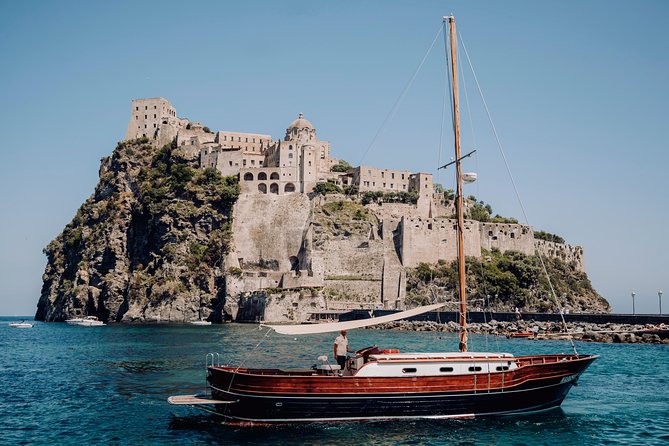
left=368, top=319, right=669, bottom=344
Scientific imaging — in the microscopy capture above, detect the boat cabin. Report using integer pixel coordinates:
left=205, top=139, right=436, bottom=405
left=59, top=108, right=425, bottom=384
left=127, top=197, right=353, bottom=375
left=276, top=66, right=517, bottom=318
left=317, top=346, right=518, bottom=378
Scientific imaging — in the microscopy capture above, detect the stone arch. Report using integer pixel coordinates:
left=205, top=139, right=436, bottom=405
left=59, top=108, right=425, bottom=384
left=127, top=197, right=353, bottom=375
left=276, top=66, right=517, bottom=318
left=270, top=183, right=279, bottom=194
left=270, top=172, right=280, bottom=180
left=289, top=256, right=299, bottom=271
left=243, top=172, right=254, bottom=181
left=258, top=172, right=267, bottom=181
left=284, top=183, right=296, bottom=193
left=258, top=183, right=267, bottom=194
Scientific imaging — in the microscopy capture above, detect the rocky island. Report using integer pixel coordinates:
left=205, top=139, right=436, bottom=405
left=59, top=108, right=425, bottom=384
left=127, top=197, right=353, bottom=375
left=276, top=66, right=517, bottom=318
left=36, top=98, right=610, bottom=323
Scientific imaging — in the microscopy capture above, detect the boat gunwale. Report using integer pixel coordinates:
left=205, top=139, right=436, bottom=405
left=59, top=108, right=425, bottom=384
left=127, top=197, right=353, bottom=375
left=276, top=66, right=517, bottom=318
left=209, top=353, right=598, bottom=379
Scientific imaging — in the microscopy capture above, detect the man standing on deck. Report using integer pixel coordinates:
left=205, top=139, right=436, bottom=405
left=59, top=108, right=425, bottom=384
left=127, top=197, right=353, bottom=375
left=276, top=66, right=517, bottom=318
left=334, top=330, right=352, bottom=371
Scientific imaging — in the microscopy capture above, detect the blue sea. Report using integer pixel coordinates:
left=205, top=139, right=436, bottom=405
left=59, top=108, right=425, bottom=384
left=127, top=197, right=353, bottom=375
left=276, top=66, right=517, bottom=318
left=1, top=317, right=668, bottom=445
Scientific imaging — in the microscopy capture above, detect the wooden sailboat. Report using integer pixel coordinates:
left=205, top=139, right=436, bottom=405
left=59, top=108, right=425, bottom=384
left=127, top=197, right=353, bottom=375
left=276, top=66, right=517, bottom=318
left=169, top=16, right=597, bottom=425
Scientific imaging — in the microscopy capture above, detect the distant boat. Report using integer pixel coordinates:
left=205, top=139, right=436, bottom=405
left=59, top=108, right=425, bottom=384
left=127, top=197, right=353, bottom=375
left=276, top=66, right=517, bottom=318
left=66, top=316, right=105, bottom=327
left=9, top=321, right=33, bottom=328
left=507, top=332, right=534, bottom=339
left=189, top=319, right=212, bottom=326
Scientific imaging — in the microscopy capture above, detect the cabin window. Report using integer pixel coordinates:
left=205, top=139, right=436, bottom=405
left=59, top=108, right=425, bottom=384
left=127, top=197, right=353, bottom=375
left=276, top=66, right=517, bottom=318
left=440, top=367, right=453, bottom=372
left=468, top=366, right=482, bottom=372
left=402, top=368, right=417, bottom=374
left=496, top=366, right=510, bottom=371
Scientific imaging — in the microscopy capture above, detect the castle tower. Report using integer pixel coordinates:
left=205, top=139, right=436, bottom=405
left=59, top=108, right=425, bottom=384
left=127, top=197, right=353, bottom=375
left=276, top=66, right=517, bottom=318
left=124, top=98, right=177, bottom=141
left=409, top=173, right=434, bottom=217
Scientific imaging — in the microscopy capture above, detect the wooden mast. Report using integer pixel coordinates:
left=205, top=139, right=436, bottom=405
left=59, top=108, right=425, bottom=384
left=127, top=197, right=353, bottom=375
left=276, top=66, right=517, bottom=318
left=446, top=15, right=468, bottom=353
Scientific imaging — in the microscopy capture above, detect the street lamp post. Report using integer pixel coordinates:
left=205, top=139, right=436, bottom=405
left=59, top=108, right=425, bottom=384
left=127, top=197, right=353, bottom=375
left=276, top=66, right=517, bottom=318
left=631, top=292, right=636, bottom=315
left=659, top=290, right=663, bottom=315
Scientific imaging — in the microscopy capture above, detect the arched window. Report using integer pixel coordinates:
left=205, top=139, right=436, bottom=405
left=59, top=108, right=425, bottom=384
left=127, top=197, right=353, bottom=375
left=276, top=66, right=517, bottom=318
left=258, top=183, right=267, bottom=194
left=289, top=145, right=293, bottom=150
left=270, top=183, right=279, bottom=194
left=284, top=183, right=296, bottom=193
left=270, top=172, right=279, bottom=180
left=243, top=172, right=254, bottom=181
left=258, top=172, right=267, bottom=181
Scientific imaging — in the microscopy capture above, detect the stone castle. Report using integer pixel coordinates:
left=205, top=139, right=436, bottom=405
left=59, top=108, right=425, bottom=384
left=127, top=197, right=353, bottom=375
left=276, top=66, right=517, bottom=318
left=125, top=97, right=585, bottom=320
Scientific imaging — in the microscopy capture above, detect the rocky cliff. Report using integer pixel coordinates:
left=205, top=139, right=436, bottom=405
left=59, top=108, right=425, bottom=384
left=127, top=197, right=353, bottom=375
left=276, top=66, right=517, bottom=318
left=36, top=139, right=610, bottom=322
left=36, top=138, right=239, bottom=322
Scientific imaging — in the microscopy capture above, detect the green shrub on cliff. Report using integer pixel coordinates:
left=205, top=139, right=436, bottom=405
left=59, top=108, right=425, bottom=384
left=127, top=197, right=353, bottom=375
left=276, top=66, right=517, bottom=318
left=314, top=182, right=343, bottom=195
left=534, top=230, right=565, bottom=244
left=138, top=144, right=239, bottom=214
left=330, top=159, right=352, bottom=172
left=406, top=249, right=607, bottom=312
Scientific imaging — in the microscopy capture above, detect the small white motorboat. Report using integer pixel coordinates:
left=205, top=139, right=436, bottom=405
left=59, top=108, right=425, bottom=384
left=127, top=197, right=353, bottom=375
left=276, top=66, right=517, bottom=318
left=66, top=316, right=106, bottom=326
left=189, top=319, right=212, bottom=326
left=9, top=321, right=33, bottom=328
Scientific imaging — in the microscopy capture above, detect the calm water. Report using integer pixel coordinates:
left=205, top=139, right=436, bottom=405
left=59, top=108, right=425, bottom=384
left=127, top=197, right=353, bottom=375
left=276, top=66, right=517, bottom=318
left=1, top=317, right=668, bottom=445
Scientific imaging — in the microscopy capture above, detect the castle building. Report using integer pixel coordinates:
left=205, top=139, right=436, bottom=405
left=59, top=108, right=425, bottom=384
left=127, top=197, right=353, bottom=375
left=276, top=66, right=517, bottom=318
left=123, top=98, right=432, bottom=199
left=238, top=113, right=334, bottom=195
left=125, top=98, right=184, bottom=142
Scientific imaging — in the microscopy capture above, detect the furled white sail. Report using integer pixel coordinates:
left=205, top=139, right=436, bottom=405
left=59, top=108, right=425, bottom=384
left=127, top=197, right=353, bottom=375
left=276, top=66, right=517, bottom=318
left=262, top=303, right=446, bottom=335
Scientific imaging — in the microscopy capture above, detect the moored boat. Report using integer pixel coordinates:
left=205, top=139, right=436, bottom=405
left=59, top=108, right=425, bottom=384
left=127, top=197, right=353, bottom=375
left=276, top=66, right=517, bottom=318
left=66, top=316, right=105, bottom=326
left=206, top=350, right=596, bottom=424
left=169, top=15, right=598, bottom=425
left=9, top=321, right=33, bottom=328
left=189, top=319, right=212, bottom=326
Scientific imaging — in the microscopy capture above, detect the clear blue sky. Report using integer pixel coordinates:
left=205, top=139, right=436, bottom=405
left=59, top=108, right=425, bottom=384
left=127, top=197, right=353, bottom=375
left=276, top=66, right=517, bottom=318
left=1, top=0, right=667, bottom=316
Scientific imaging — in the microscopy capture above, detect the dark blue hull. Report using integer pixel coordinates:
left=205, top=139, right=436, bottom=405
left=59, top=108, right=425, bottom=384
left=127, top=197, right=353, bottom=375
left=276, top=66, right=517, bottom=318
left=208, top=368, right=591, bottom=424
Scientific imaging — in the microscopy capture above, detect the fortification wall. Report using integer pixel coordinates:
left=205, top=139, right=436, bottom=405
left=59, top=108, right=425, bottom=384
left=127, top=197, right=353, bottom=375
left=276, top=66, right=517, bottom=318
left=231, top=194, right=311, bottom=273
left=535, top=240, right=585, bottom=271
left=479, top=222, right=534, bottom=255
left=400, top=217, right=480, bottom=267
left=323, top=279, right=382, bottom=307
left=318, top=237, right=384, bottom=279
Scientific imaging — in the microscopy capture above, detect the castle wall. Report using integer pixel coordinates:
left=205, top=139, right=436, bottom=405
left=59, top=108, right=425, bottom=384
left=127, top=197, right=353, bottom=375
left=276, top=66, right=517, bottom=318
left=535, top=240, right=585, bottom=271
left=215, top=130, right=271, bottom=154
left=381, top=218, right=406, bottom=308
left=479, top=222, right=534, bottom=254
left=201, top=147, right=243, bottom=177
left=176, top=128, right=215, bottom=147
left=317, top=237, right=384, bottom=280
left=400, top=217, right=481, bottom=267
left=231, top=194, right=312, bottom=273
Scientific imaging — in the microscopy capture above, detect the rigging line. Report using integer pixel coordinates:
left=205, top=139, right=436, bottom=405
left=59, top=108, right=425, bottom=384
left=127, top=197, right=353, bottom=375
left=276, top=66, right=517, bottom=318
left=458, top=33, right=578, bottom=355
left=357, top=24, right=443, bottom=167
left=227, top=327, right=273, bottom=393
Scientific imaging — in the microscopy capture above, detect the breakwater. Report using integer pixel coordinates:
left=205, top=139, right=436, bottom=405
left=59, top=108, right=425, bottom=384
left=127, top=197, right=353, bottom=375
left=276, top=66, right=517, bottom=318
left=366, top=319, right=669, bottom=344
left=341, top=310, right=669, bottom=344
left=342, top=309, right=669, bottom=325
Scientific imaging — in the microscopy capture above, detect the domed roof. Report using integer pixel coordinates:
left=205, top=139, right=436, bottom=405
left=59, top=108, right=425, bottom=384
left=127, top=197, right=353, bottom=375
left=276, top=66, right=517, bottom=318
left=287, top=113, right=314, bottom=131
